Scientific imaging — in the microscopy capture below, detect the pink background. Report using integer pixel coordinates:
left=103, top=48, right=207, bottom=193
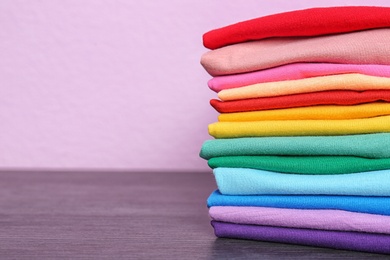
left=1, top=0, right=390, bottom=171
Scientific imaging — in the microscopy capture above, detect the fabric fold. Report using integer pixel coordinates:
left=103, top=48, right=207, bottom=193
left=200, top=134, right=390, bottom=159
left=210, top=90, right=390, bottom=113
left=209, top=156, right=390, bottom=174
left=213, top=167, right=390, bottom=195
left=207, top=190, right=390, bottom=216
left=208, top=115, right=390, bottom=138
left=208, top=63, right=390, bottom=93
left=203, top=6, right=390, bottom=49
left=209, top=206, right=390, bottom=234
left=211, top=221, right=390, bottom=254
left=218, top=74, right=390, bottom=101
left=201, top=29, right=390, bottom=76
left=218, top=103, right=390, bottom=121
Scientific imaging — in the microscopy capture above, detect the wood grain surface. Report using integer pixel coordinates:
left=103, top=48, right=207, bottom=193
left=0, top=170, right=388, bottom=259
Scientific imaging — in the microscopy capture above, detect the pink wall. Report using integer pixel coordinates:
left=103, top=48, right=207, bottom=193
left=1, top=0, right=390, bottom=171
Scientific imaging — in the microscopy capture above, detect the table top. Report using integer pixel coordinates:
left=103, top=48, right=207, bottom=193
left=0, top=170, right=388, bottom=259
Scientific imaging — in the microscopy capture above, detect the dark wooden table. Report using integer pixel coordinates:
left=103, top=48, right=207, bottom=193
left=0, top=170, right=388, bottom=259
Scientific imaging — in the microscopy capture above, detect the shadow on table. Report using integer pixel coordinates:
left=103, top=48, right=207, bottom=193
left=209, top=238, right=389, bottom=259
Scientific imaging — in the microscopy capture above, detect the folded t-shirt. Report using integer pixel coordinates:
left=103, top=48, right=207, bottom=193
left=213, top=167, right=390, bottom=195
left=209, top=156, right=390, bottom=175
left=201, top=29, right=390, bottom=76
left=208, top=115, right=390, bottom=138
left=210, top=206, right=390, bottom=234
left=203, top=6, right=390, bottom=49
left=207, top=190, right=390, bottom=216
left=218, top=74, right=390, bottom=101
left=200, top=134, right=390, bottom=159
left=211, top=221, right=390, bottom=254
left=210, top=90, right=390, bottom=113
left=218, top=103, right=390, bottom=121
left=208, top=63, right=390, bottom=92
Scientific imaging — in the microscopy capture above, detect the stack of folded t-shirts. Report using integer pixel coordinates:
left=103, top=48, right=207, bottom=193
left=199, top=6, right=390, bottom=254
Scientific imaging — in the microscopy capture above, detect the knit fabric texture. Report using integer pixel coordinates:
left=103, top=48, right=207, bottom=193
left=210, top=90, right=390, bottom=113
left=201, top=29, right=390, bottom=76
left=208, top=63, right=390, bottom=92
left=209, top=156, right=390, bottom=174
left=200, top=134, right=390, bottom=159
left=209, top=115, right=390, bottom=138
left=207, top=190, right=390, bottom=216
left=213, top=167, right=390, bottom=195
left=203, top=6, right=390, bottom=49
left=218, top=103, right=390, bottom=121
left=211, top=221, right=390, bottom=254
left=209, top=206, right=390, bottom=234
left=218, top=74, right=390, bottom=101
